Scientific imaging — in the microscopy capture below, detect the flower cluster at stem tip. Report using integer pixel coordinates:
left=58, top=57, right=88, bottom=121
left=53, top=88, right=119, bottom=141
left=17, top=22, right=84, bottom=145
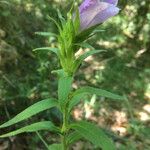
left=57, top=0, right=119, bottom=76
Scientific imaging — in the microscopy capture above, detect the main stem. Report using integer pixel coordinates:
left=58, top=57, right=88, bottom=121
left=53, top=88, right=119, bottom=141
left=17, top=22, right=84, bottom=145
left=61, top=106, right=69, bottom=150
left=60, top=70, right=73, bottom=150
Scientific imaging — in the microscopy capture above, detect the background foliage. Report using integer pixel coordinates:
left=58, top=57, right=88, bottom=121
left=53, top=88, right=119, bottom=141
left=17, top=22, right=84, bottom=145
left=0, top=0, right=150, bottom=149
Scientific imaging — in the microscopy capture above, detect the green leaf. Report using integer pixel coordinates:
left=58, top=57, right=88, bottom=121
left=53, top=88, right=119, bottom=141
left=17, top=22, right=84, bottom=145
left=0, top=98, right=58, bottom=128
left=0, top=121, right=59, bottom=138
left=69, top=93, right=85, bottom=112
left=77, top=50, right=106, bottom=61
left=73, top=6, right=80, bottom=34
left=48, top=144, right=62, bottom=150
left=48, top=16, right=62, bottom=32
left=93, top=29, right=105, bottom=33
left=51, top=69, right=64, bottom=77
left=66, top=131, right=82, bottom=145
left=75, top=42, right=94, bottom=50
left=75, top=24, right=99, bottom=43
left=89, top=29, right=105, bottom=37
left=69, top=86, right=125, bottom=111
left=57, top=9, right=66, bottom=27
left=33, top=47, right=59, bottom=55
left=58, top=71, right=73, bottom=109
left=35, top=32, right=57, bottom=37
left=73, top=50, right=106, bottom=72
left=70, top=121, right=116, bottom=150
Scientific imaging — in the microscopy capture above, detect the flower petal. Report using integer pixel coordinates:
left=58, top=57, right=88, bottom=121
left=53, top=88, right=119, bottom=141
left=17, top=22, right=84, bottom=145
left=103, top=0, right=118, bottom=6
left=79, top=2, right=110, bottom=31
left=79, top=0, right=98, bottom=13
left=87, top=3, right=119, bottom=29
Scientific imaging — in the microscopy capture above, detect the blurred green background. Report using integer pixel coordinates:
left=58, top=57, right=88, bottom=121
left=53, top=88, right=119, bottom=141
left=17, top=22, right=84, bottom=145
left=0, top=0, right=150, bottom=149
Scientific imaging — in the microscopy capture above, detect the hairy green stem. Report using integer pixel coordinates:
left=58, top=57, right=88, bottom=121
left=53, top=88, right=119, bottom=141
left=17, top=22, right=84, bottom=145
left=61, top=107, right=69, bottom=150
left=61, top=133, right=67, bottom=150
left=60, top=72, right=73, bottom=150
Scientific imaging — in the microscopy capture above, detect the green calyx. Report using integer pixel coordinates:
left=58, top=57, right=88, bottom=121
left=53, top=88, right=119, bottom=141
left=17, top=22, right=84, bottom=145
left=57, top=7, right=80, bottom=76
left=58, top=21, right=75, bottom=75
left=47, top=6, right=101, bottom=76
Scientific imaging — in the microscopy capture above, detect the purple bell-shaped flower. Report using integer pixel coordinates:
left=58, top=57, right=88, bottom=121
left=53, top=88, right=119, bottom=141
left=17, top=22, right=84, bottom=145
left=79, top=0, right=120, bottom=31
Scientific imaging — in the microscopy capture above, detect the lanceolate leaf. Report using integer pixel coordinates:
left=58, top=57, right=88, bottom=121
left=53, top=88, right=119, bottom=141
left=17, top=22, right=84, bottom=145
left=0, top=121, right=59, bottom=138
left=93, top=29, right=105, bottom=33
left=75, top=86, right=125, bottom=100
left=77, top=50, right=106, bottom=61
left=35, top=32, right=57, bottom=37
left=51, top=69, right=64, bottom=77
left=48, top=144, right=62, bottom=150
left=70, top=121, right=116, bottom=150
left=58, top=71, right=73, bottom=109
left=69, top=86, right=125, bottom=110
left=33, top=47, right=59, bottom=55
left=74, top=6, right=80, bottom=34
left=0, top=98, right=58, bottom=129
left=66, top=131, right=82, bottom=145
left=89, top=29, right=105, bottom=37
left=69, top=92, right=86, bottom=111
left=75, top=42, right=94, bottom=50
left=75, top=24, right=99, bottom=43
left=48, top=16, right=62, bottom=32
left=57, top=9, right=66, bottom=27
left=53, top=69, right=73, bottom=108
left=73, top=50, right=106, bottom=72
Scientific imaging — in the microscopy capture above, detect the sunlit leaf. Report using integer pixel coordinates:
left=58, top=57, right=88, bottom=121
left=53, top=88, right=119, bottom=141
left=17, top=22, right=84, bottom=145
left=69, top=86, right=125, bottom=110
left=75, top=42, right=94, bottom=49
left=73, top=50, right=106, bottom=72
left=48, top=144, right=62, bottom=150
left=73, top=6, right=80, bottom=34
left=58, top=71, right=73, bottom=109
left=70, top=121, right=115, bottom=150
left=51, top=69, right=64, bottom=77
left=66, top=131, right=82, bottom=145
